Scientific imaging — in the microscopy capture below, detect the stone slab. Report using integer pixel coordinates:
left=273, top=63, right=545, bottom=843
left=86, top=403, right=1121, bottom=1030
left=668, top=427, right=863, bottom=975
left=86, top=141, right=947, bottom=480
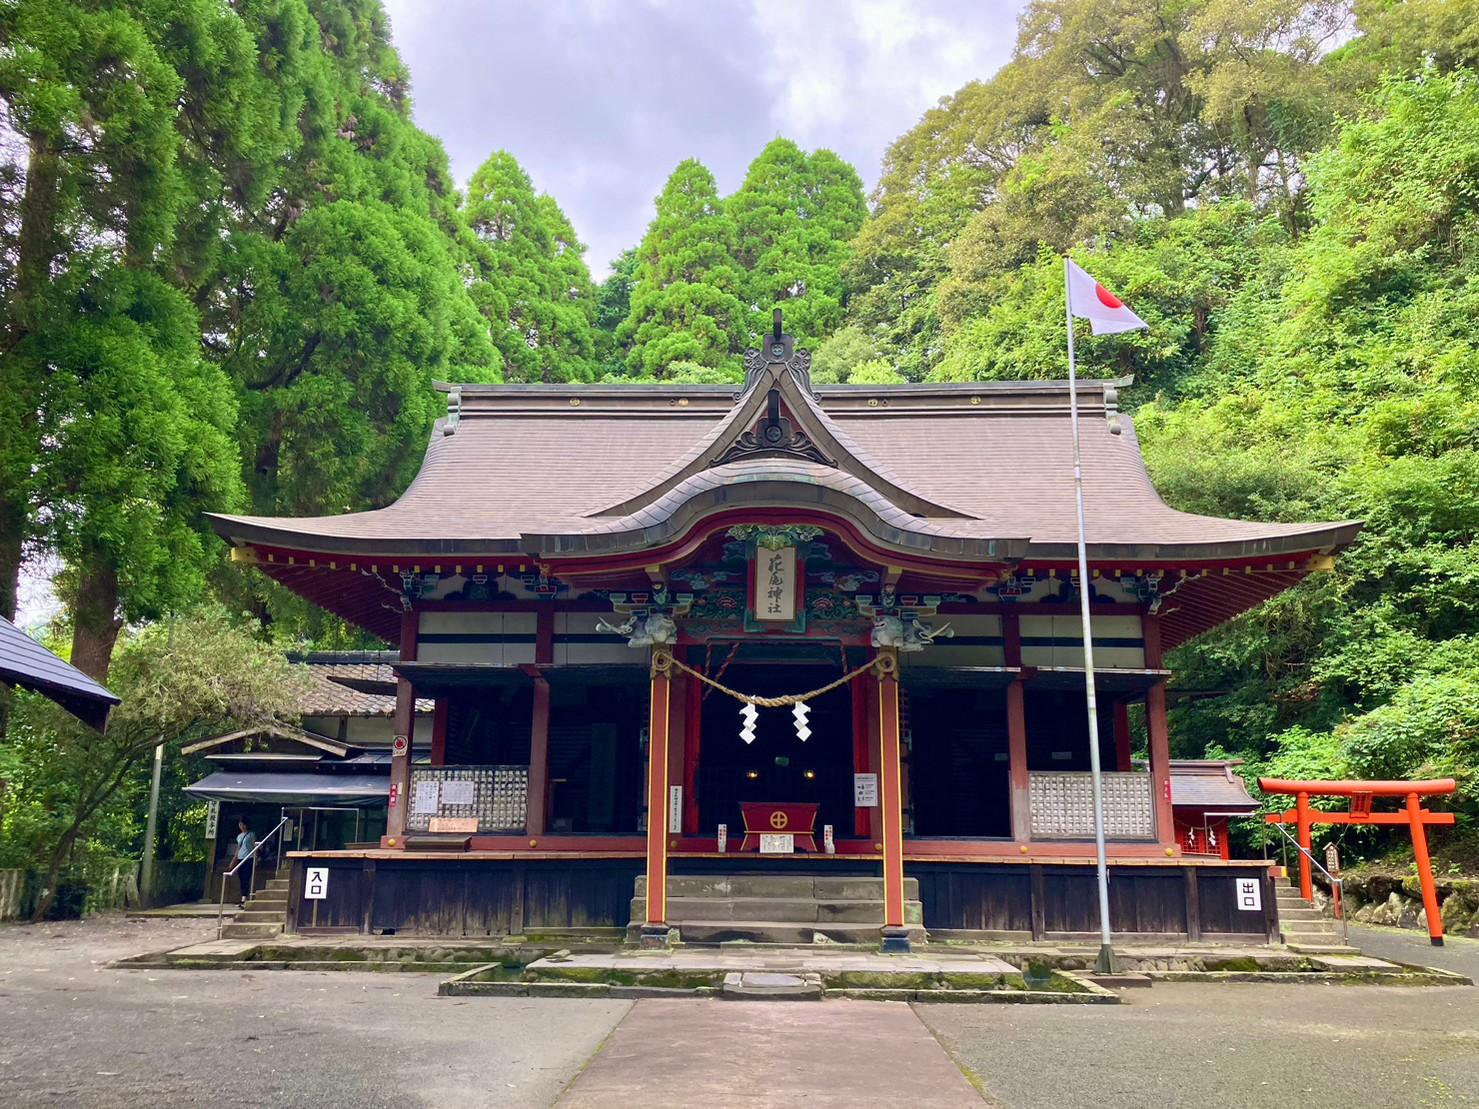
left=557, top=998, right=984, bottom=1108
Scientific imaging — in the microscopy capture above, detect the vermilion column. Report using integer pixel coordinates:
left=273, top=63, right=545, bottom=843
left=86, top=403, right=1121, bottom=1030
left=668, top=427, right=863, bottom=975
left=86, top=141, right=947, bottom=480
left=641, top=649, right=674, bottom=938
left=1406, top=792, right=1444, bottom=945
left=524, top=608, right=554, bottom=839
left=1295, top=790, right=1313, bottom=901
left=876, top=647, right=909, bottom=949
left=1003, top=612, right=1030, bottom=842
left=1113, top=700, right=1133, bottom=772
left=386, top=609, right=418, bottom=845
left=1142, top=614, right=1175, bottom=849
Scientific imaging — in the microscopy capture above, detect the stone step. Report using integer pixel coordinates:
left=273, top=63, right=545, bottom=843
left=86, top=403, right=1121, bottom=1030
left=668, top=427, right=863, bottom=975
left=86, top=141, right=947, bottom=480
left=234, top=910, right=287, bottom=924
left=219, top=922, right=284, bottom=939
left=634, top=874, right=919, bottom=900
left=661, top=919, right=925, bottom=946
left=1276, top=906, right=1326, bottom=921
left=632, top=896, right=900, bottom=925
left=1286, top=943, right=1362, bottom=956
left=721, top=971, right=823, bottom=1000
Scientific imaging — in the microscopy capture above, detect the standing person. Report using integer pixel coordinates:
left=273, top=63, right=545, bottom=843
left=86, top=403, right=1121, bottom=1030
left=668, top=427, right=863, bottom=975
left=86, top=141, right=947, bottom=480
left=230, top=818, right=257, bottom=906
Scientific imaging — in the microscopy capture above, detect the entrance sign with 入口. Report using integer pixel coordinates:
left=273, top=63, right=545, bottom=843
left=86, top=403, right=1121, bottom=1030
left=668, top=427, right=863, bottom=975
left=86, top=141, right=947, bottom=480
left=755, top=545, right=797, bottom=623
left=854, top=773, right=878, bottom=807
left=305, top=867, right=329, bottom=900
left=760, top=834, right=794, bottom=854
left=1236, top=877, right=1262, bottom=912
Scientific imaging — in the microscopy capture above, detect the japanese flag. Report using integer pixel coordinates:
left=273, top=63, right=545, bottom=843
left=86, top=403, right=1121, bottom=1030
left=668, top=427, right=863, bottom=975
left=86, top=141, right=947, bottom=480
left=1067, top=259, right=1146, bottom=336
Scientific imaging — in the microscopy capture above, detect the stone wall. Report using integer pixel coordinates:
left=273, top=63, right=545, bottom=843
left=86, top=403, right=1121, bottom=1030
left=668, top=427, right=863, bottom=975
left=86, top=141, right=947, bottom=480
left=1332, top=871, right=1479, bottom=937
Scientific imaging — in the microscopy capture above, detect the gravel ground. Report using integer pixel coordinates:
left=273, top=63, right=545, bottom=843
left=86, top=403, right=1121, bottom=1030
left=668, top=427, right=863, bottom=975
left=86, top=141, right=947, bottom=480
left=0, top=916, right=629, bottom=1109
left=4, top=917, right=1477, bottom=1109
left=918, top=979, right=1479, bottom=1109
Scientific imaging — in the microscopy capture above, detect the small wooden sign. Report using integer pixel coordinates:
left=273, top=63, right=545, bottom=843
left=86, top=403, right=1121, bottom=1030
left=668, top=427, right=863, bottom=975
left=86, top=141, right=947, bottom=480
left=755, top=545, right=798, bottom=623
left=429, top=817, right=478, bottom=833
left=759, top=833, right=795, bottom=854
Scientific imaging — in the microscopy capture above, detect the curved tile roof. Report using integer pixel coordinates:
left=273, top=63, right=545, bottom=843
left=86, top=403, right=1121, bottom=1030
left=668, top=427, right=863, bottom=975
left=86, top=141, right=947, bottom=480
left=210, top=376, right=1358, bottom=565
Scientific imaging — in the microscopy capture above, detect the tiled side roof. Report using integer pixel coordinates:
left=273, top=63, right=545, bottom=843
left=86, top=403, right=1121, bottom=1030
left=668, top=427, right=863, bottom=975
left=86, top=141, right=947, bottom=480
left=1169, top=760, right=1259, bottom=810
left=0, top=616, right=118, bottom=730
left=289, top=652, right=432, bottom=716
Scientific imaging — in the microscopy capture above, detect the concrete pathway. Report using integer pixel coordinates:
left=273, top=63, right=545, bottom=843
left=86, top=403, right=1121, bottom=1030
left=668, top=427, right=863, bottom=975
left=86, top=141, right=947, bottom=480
left=1348, top=922, right=1479, bottom=979
left=558, top=998, right=985, bottom=1107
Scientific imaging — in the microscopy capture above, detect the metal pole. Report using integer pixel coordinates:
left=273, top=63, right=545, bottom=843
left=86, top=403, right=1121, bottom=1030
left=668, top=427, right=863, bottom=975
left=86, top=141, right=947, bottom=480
left=140, top=742, right=165, bottom=908
left=1066, top=257, right=1117, bottom=974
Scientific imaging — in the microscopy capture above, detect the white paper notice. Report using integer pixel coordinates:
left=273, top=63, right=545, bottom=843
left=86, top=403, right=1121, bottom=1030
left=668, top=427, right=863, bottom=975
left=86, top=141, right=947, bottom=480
left=759, top=834, right=795, bottom=854
left=441, top=780, right=475, bottom=807
left=668, top=785, right=683, bottom=833
left=412, top=780, right=440, bottom=815
left=853, top=773, right=879, bottom=808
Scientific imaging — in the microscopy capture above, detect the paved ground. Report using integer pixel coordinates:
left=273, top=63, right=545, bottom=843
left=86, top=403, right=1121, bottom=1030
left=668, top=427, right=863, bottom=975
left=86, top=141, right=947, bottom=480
left=558, top=997, right=983, bottom=1107
left=0, top=917, right=629, bottom=1108
left=920, top=979, right=1479, bottom=1108
left=3, top=917, right=1477, bottom=1108
left=1349, top=921, right=1479, bottom=979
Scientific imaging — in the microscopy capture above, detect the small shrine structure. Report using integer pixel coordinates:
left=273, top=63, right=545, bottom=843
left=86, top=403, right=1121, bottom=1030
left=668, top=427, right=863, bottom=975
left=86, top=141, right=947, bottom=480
left=209, top=317, right=1360, bottom=948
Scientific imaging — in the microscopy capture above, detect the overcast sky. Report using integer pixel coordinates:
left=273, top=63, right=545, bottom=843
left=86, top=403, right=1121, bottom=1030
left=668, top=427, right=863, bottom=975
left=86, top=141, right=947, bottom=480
left=381, top=0, right=1024, bottom=275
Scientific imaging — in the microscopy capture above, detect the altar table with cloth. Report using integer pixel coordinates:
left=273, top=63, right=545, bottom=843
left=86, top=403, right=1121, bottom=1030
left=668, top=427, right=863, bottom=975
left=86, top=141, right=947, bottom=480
left=739, top=801, right=819, bottom=851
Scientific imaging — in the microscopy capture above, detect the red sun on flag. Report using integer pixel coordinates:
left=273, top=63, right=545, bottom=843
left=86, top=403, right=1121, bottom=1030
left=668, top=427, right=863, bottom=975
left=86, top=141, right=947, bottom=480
left=1095, top=284, right=1123, bottom=309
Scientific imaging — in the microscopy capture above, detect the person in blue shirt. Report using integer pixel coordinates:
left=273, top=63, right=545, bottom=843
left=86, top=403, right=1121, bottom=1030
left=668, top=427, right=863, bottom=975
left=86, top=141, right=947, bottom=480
left=229, top=818, right=257, bottom=906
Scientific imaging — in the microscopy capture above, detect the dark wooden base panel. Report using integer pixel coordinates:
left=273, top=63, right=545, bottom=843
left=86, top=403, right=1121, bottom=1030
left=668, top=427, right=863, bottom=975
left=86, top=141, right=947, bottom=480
left=286, top=856, right=1278, bottom=942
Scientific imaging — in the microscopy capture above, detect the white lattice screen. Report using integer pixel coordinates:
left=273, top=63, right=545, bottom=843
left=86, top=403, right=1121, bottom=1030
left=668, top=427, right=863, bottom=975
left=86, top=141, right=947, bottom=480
left=1029, top=771, right=1155, bottom=839
left=406, top=765, right=528, bottom=833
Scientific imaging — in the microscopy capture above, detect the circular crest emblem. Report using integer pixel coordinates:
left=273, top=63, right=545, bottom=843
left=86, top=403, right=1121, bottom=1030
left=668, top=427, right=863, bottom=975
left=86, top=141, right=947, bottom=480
left=769, top=810, right=789, bottom=830
left=391, top=734, right=409, bottom=756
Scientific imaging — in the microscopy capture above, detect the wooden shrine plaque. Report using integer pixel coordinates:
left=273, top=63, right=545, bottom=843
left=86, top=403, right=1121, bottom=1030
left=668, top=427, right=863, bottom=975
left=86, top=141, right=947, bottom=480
left=429, top=817, right=478, bottom=834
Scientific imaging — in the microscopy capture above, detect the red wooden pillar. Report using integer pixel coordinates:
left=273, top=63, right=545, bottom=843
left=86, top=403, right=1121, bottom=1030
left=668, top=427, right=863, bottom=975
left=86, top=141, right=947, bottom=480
left=1143, top=614, right=1175, bottom=849
left=641, top=649, right=674, bottom=937
left=876, top=647, right=909, bottom=948
left=1295, top=790, right=1313, bottom=901
left=1406, top=792, right=1445, bottom=945
left=1003, top=613, right=1030, bottom=843
left=1113, top=700, right=1133, bottom=772
left=852, top=674, right=871, bottom=837
left=386, top=609, right=418, bottom=845
left=430, top=698, right=448, bottom=765
left=524, top=609, right=554, bottom=840
left=682, top=672, right=702, bottom=836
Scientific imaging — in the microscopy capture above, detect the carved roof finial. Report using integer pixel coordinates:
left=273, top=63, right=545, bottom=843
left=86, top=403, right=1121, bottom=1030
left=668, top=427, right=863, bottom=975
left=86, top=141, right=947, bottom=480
left=741, top=306, right=814, bottom=400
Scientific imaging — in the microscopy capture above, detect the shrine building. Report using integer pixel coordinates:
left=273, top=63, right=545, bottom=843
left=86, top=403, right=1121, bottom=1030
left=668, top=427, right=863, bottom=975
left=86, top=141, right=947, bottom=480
left=209, top=320, right=1359, bottom=949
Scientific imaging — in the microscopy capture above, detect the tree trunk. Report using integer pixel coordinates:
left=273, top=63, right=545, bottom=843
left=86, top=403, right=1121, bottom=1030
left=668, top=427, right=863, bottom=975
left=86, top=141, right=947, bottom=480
left=70, top=562, right=122, bottom=682
left=31, top=819, right=84, bottom=922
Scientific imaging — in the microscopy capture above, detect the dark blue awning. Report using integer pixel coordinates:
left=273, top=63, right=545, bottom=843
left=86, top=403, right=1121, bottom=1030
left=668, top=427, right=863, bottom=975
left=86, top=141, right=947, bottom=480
left=184, top=771, right=388, bottom=806
left=0, top=616, right=119, bottom=731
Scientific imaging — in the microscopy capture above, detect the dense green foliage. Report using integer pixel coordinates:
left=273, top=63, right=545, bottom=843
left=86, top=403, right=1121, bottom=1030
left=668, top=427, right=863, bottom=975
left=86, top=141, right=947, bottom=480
left=831, top=0, right=1479, bottom=850
left=0, top=609, right=306, bottom=917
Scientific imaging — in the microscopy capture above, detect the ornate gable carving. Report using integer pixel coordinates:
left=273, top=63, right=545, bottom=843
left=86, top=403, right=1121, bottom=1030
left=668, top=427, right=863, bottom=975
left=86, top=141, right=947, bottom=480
left=710, top=388, right=834, bottom=467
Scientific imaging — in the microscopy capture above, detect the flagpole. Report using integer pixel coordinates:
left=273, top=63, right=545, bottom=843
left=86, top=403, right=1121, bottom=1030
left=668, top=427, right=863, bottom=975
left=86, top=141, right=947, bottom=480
left=1065, top=256, right=1117, bottom=975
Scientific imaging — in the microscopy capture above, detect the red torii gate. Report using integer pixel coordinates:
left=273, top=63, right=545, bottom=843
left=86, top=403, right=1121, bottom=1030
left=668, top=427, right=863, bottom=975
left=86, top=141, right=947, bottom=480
left=1260, top=777, right=1457, bottom=945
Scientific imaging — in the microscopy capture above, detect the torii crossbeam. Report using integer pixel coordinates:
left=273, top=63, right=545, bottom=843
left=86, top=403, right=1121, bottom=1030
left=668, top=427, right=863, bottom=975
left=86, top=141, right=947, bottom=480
left=1260, top=777, right=1457, bottom=945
